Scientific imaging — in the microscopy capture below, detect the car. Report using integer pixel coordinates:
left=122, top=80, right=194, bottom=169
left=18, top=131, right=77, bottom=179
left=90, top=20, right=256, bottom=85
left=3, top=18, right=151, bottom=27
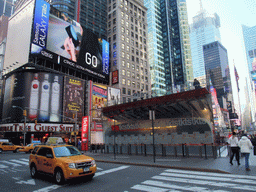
left=19, top=143, right=42, bottom=153
left=29, top=144, right=97, bottom=185
left=0, top=142, right=23, bottom=153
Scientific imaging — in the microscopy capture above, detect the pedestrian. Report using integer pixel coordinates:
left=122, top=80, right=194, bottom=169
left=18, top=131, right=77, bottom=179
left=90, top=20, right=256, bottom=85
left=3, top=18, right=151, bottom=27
left=228, top=132, right=240, bottom=165
left=238, top=134, right=253, bottom=171
left=250, top=134, right=256, bottom=155
left=78, top=139, right=81, bottom=151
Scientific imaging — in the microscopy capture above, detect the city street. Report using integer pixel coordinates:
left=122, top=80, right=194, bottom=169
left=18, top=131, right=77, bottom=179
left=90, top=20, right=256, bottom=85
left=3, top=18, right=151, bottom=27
left=1, top=152, right=256, bottom=192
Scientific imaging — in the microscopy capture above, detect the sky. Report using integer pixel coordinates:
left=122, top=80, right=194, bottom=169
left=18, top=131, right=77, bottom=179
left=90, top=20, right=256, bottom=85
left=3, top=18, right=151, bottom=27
left=186, top=0, right=256, bottom=111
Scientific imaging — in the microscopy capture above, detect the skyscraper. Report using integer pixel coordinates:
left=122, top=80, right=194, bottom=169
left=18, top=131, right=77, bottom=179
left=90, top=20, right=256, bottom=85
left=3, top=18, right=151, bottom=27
left=242, top=24, right=256, bottom=124
left=190, top=0, right=221, bottom=87
left=0, top=0, right=15, bottom=17
left=107, top=0, right=151, bottom=103
left=203, top=41, right=232, bottom=109
left=145, top=0, right=192, bottom=96
left=50, top=0, right=107, bottom=39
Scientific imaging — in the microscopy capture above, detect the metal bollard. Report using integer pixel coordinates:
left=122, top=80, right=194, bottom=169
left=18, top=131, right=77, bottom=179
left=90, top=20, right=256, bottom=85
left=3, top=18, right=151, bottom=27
left=199, top=145, right=202, bottom=158
left=107, top=145, right=109, bottom=154
left=204, top=144, right=207, bottom=159
left=174, top=146, right=177, bottom=157
left=185, top=145, right=189, bottom=157
left=120, top=144, right=122, bottom=154
left=141, top=144, right=143, bottom=155
left=144, top=144, right=147, bottom=156
left=135, top=145, right=138, bottom=155
left=182, top=144, right=185, bottom=157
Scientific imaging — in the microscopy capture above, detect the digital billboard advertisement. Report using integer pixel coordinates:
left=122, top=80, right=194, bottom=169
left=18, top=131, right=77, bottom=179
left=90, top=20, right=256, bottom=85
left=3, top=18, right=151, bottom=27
left=91, top=83, right=108, bottom=123
left=108, top=87, right=121, bottom=106
left=30, top=0, right=109, bottom=82
left=2, top=72, right=64, bottom=123
left=63, top=76, right=84, bottom=123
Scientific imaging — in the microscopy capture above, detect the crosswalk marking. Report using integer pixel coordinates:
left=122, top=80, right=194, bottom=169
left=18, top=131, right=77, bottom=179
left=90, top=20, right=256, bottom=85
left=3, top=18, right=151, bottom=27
left=20, top=158, right=29, bottom=162
left=130, top=169, right=256, bottom=192
left=10, top=159, right=29, bottom=165
left=95, top=166, right=129, bottom=177
left=0, top=160, right=22, bottom=166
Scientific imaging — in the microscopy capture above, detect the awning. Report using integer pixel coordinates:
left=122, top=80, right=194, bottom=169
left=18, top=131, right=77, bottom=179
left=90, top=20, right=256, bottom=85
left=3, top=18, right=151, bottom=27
left=102, top=88, right=213, bottom=122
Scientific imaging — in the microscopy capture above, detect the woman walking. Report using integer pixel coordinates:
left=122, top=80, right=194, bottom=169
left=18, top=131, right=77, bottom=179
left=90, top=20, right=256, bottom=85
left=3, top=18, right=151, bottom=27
left=238, top=134, right=253, bottom=171
left=228, top=132, right=240, bottom=165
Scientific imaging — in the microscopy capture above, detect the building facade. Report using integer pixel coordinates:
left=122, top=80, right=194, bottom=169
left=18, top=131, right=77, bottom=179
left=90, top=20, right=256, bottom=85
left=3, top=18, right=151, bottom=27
left=107, top=0, right=151, bottom=103
left=203, top=41, right=232, bottom=109
left=242, top=25, right=256, bottom=124
left=190, top=3, right=221, bottom=87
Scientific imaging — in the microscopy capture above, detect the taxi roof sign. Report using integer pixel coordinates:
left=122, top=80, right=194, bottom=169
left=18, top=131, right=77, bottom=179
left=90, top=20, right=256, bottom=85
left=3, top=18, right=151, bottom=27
left=46, top=137, right=64, bottom=144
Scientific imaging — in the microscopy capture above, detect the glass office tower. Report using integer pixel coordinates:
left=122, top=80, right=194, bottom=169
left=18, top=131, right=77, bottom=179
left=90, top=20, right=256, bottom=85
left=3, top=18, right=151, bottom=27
left=190, top=3, right=221, bottom=87
left=145, top=0, right=192, bottom=96
left=203, top=41, right=232, bottom=109
left=242, top=25, right=256, bottom=123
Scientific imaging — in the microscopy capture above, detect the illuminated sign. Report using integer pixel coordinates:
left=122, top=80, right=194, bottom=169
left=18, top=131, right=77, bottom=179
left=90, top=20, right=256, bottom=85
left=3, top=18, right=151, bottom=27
left=112, top=70, right=118, bottom=84
left=30, top=0, right=109, bottom=82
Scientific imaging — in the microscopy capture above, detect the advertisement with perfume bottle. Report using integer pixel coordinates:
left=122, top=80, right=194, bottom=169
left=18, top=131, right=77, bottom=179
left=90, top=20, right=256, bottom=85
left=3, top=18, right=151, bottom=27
left=63, top=76, right=84, bottom=123
left=29, top=0, right=109, bottom=82
left=2, top=72, right=63, bottom=123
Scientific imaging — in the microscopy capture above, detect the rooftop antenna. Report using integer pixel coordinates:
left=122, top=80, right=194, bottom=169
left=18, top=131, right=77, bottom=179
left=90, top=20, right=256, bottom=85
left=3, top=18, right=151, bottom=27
left=199, top=0, right=203, bottom=11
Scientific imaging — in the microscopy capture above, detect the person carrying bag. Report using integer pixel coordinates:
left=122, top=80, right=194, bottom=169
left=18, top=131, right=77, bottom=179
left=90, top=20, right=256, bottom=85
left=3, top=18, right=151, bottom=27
left=227, top=132, right=240, bottom=165
left=238, top=134, right=253, bottom=171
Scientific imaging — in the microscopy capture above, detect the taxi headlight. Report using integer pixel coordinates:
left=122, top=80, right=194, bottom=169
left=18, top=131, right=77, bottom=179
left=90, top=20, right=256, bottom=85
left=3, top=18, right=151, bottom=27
left=68, top=163, right=76, bottom=169
left=91, top=160, right=96, bottom=166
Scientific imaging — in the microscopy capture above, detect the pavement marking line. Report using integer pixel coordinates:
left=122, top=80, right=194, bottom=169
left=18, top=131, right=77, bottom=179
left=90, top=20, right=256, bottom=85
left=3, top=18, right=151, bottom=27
left=160, top=172, right=256, bottom=184
left=95, top=165, right=130, bottom=177
left=156, top=159, right=181, bottom=162
left=97, top=167, right=103, bottom=171
left=141, top=180, right=229, bottom=192
left=131, top=184, right=169, bottom=192
left=0, top=164, right=8, bottom=168
left=10, top=159, right=29, bottom=165
left=165, top=169, right=256, bottom=180
left=33, top=185, right=61, bottom=192
left=152, top=175, right=256, bottom=191
left=0, top=160, right=22, bottom=166
left=16, top=179, right=36, bottom=185
left=20, top=158, right=29, bottom=162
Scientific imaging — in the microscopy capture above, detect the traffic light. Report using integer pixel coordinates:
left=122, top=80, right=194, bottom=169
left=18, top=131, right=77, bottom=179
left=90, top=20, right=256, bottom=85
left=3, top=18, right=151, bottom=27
left=23, top=110, right=27, bottom=117
left=73, top=113, right=75, bottom=119
left=35, top=119, right=37, bottom=124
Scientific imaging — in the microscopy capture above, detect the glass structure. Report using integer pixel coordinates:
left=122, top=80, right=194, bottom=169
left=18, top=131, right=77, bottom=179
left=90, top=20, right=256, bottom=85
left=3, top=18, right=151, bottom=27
left=190, top=3, right=221, bottom=87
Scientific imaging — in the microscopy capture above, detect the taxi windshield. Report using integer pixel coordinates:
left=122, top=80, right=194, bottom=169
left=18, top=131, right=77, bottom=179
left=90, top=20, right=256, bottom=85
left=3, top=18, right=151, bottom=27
left=54, top=146, right=82, bottom=157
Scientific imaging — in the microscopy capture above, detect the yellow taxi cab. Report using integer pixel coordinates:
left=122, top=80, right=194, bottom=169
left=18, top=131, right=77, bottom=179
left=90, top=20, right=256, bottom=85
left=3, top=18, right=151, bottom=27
left=29, top=138, right=97, bottom=185
left=0, top=142, right=23, bottom=153
left=19, top=143, right=42, bottom=153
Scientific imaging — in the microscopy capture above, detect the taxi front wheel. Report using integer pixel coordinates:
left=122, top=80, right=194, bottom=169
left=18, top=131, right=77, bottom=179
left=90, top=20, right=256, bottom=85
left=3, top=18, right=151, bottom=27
left=30, top=165, right=37, bottom=178
left=54, top=169, right=65, bottom=185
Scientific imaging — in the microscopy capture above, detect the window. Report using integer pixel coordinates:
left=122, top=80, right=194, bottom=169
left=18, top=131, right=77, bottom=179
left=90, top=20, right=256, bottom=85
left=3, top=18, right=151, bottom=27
left=122, top=60, right=125, bottom=66
left=122, top=69, right=125, bottom=75
left=113, top=18, right=116, bottom=24
left=137, top=82, right=140, bottom=89
left=136, top=65, right=139, bottom=71
left=113, top=3, right=116, bottom=8
left=126, top=37, right=129, bottom=43
left=121, top=19, right=124, bottom=24
left=132, top=81, right=135, bottom=88
left=128, top=80, right=131, bottom=87
left=122, top=79, right=126, bottom=85
left=132, top=64, right=135, bottom=70
left=121, top=12, right=124, bottom=17
left=126, top=29, right=129, bottom=35
left=126, top=14, right=129, bottom=20
left=122, top=87, right=126, bottom=94
left=122, top=27, right=125, bottom=33
left=137, top=73, right=140, bottom=80
left=126, top=21, right=129, bottom=27
left=131, top=31, right=134, bottom=37
left=122, top=43, right=125, bottom=49
left=132, top=72, right=135, bottom=79
left=122, top=35, right=125, bottom=41
left=113, top=26, right=116, bottom=33
left=127, top=53, right=129, bottom=59
left=127, top=70, right=131, bottom=77
left=127, top=62, right=130, bottom=68
left=128, top=88, right=131, bottom=94
left=113, top=34, right=116, bottom=40
left=122, top=52, right=125, bottom=57
left=126, top=45, right=130, bottom=51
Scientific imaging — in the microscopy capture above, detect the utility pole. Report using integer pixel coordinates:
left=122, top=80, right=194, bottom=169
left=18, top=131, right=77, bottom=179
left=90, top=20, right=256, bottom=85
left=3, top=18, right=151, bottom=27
left=23, top=109, right=27, bottom=146
left=74, top=110, right=78, bottom=147
left=149, top=109, right=155, bottom=163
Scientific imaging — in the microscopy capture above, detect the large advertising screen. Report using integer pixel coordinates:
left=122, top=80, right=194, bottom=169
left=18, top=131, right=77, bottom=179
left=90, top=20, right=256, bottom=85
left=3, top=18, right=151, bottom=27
left=108, top=87, right=121, bottom=106
left=2, top=72, right=64, bottom=123
left=63, top=76, right=84, bottom=123
left=30, top=0, right=109, bottom=82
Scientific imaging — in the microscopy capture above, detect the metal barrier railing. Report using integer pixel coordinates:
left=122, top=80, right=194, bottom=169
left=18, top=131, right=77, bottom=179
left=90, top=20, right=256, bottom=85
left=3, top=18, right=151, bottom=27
left=88, top=143, right=227, bottom=159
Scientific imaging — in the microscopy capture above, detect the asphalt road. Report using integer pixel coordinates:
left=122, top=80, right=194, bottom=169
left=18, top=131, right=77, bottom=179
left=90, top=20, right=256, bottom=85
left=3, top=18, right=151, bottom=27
left=1, top=152, right=256, bottom=192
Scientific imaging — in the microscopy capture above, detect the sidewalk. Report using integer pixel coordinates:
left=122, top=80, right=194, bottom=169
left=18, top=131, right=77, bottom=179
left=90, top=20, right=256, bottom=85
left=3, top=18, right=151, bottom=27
left=83, top=148, right=256, bottom=176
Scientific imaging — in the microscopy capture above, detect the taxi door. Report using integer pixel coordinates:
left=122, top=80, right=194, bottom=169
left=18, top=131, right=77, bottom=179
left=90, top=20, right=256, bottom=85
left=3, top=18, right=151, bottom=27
left=41, top=148, right=55, bottom=174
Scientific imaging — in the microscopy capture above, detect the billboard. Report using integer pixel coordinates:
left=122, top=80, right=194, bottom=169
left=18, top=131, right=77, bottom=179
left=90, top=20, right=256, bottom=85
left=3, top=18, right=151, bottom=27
left=30, top=0, right=109, bottom=82
left=63, top=76, right=84, bottom=123
left=108, top=87, right=121, bottom=106
left=2, top=72, right=64, bottom=123
left=112, top=70, right=119, bottom=84
left=91, top=83, right=108, bottom=122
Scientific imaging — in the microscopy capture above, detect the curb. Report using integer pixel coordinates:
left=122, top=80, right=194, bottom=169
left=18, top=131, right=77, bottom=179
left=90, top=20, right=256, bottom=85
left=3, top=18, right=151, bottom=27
left=94, top=159, right=231, bottom=174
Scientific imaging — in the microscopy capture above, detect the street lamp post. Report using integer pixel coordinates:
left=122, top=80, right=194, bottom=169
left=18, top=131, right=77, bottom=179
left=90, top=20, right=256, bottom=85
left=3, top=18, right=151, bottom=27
left=12, top=106, right=27, bottom=146
left=149, top=109, right=155, bottom=163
